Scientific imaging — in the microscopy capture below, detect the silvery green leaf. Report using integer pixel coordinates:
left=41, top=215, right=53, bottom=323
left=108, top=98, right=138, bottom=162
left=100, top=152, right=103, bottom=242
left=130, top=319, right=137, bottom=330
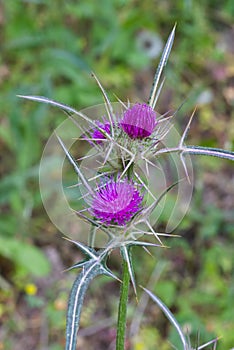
left=184, top=146, right=234, bottom=161
left=56, top=135, right=94, bottom=195
left=63, top=237, right=100, bottom=271
left=64, top=239, right=117, bottom=350
left=123, top=241, right=162, bottom=248
left=142, top=287, right=189, bottom=350
left=197, top=337, right=219, bottom=350
left=17, top=94, right=82, bottom=116
left=144, top=287, right=218, bottom=349
left=139, top=181, right=179, bottom=220
left=91, top=72, right=117, bottom=127
left=17, top=95, right=112, bottom=140
left=66, top=258, right=112, bottom=350
left=120, top=245, right=137, bottom=295
left=75, top=211, right=115, bottom=240
left=148, top=25, right=176, bottom=109
left=155, top=145, right=234, bottom=163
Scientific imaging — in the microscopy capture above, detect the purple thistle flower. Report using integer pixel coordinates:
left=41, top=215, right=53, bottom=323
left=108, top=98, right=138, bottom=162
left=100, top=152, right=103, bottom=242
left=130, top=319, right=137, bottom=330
left=91, top=177, right=143, bottom=226
left=90, top=121, right=111, bottom=144
left=120, top=103, right=157, bottom=139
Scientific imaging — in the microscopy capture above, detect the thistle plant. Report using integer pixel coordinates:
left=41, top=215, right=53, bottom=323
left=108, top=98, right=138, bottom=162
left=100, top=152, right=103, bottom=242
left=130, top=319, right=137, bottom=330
left=18, top=25, right=234, bottom=350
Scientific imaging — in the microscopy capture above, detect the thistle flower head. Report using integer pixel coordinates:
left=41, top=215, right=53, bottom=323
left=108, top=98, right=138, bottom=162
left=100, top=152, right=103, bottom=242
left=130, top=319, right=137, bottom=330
left=90, top=121, right=111, bottom=144
left=90, top=177, right=143, bottom=226
left=120, top=103, right=157, bottom=139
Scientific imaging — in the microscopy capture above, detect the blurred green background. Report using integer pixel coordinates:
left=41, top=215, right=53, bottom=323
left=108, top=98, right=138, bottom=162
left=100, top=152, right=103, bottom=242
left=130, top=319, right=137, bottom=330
left=0, top=1, right=234, bottom=349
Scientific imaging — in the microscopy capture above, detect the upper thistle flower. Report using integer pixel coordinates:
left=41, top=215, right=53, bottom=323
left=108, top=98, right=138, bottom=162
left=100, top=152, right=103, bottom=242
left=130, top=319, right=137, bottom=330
left=90, top=177, right=143, bottom=226
left=120, top=103, right=157, bottom=139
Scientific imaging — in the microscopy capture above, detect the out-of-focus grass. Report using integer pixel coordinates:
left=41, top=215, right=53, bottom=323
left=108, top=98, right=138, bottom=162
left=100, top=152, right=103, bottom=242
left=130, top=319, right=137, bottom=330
left=0, top=1, right=233, bottom=349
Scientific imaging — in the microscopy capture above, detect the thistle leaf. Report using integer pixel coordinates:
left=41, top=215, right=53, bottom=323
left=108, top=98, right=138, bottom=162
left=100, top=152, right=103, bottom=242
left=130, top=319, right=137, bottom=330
left=91, top=72, right=117, bottom=127
left=63, top=237, right=99, bottom=271
left=17, top=95, right=84, bottom=118
left=66, top=258, right=112, bottom=350
left=197, top=337, right=219, bottom=350
left=17, top=95, right=112, bottom=139
left=142, top=287, right=220, bottom=350
left=139, top=181, right=179, bottom=220
left=179, top=108, right=196, bottom=148
left=56, top=135, right=94, bottom=195
left=123, top=241, right=162, bottom=248
left=184, top=146, right=234, bottom=161
left=155, top=145, right=234, bottom=163
left=148, top=25, right=176, bottom=108
left=120, top=245, right=137, bottom=295
left=141, top=287, right=189, bottom=350
left=64, top=239, right=118, bottom=350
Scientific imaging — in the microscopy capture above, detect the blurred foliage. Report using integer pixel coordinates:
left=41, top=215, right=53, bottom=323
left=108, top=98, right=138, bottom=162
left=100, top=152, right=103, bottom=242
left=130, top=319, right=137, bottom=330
left=0, top=0, right=234, bottom=349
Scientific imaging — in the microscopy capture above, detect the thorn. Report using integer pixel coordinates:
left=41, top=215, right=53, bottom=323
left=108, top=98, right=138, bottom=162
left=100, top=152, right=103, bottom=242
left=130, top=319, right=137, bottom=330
left=180, top=153, right=191, bottom=184
left=179, top=107, right=197, bottom=148
left=91, top=72, right=116, bottom=128
left=56, top=134, right=95, bottom=195
left=113, top=93, right=128, bottom=109
left=142, top=246, right=154, bottom=257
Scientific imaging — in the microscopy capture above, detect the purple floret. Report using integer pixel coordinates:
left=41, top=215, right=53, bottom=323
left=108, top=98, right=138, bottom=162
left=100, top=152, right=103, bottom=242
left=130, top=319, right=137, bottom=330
left=120, top=103, right=157, bottom=139
left=91, top=178, right=143, bottom=226
left=90, top=121, right=111, bottom=144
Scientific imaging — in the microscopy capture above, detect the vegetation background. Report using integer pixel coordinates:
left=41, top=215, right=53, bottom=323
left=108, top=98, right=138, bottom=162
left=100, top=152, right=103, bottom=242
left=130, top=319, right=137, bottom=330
left=0, top=1, right=233, bottom=349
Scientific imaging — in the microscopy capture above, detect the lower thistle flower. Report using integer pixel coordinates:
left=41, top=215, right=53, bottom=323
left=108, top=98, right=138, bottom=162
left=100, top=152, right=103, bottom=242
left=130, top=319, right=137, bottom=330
left=90, top=177, right=143, bottom=226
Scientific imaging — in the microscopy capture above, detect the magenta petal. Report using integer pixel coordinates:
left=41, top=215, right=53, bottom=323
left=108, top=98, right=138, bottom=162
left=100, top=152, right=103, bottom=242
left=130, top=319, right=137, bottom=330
left=91, top=178, right=143, bottom=226
left=90, top=121, right=111, bottom=144
left=120, top=103, right=157, bottom=139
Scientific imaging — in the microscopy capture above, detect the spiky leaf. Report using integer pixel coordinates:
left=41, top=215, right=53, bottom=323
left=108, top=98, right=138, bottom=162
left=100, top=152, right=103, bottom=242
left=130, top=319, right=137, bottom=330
left=142, top=287, right=219, bottom=350
left=120, top=245, right=137, bottom=295
left=184, top=146, right=234, bottom=161
left=65, top=240, right=116, bottom=350
left=148, top=25, right=176, bottom=108
left=66, top=259, right=109, bottom=350
left=142, top=287, right=189, bottom=350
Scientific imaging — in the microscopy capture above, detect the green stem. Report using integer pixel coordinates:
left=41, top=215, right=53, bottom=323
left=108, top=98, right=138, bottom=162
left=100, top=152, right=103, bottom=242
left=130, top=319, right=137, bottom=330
left=116, top=257, right=130, bottom=350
